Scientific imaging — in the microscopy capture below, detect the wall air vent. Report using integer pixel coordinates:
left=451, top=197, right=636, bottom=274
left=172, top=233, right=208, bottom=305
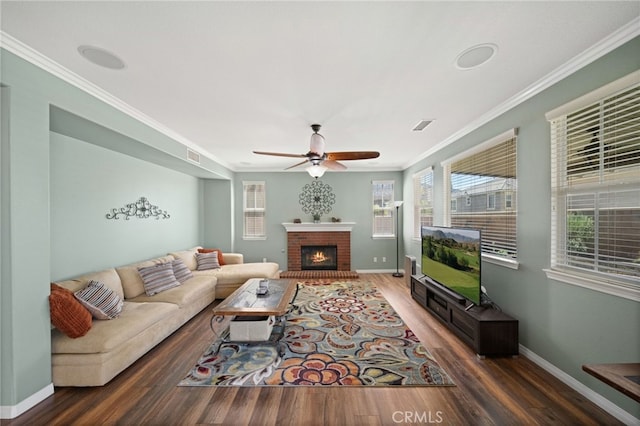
left=187, top=148, right=201, bottom=164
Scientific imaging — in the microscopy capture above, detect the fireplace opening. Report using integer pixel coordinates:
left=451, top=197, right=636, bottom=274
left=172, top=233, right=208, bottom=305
left=301, top=245, right=338, bottom=270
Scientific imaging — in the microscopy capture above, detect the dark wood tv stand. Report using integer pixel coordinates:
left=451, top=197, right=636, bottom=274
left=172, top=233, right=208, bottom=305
left=411, top=275, right=519, bottom=357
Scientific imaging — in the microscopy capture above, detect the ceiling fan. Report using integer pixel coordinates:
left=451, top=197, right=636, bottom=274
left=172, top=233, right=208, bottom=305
left=253, top=124, right=380, bottom=178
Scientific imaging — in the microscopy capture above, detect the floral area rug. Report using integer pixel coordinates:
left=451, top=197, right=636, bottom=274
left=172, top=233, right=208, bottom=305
left=179, top=280, right=455, bottom=387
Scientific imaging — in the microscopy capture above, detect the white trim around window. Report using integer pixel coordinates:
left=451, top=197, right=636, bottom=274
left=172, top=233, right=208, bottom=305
left=546, top=70, right=640, bottom=301
left=242, top=181, right=266, bottom=240
left=441, top=128, right=519, bottom=265
left=412, top=167, right=433, bottom=240
left=372, top=180, right=396, bottom=238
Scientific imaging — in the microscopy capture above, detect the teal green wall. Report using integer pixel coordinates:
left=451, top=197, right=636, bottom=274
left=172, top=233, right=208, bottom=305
left=230, top=172, right=404, bottom=268
left=1, top=70, right=53, bottom=409
left=0, top=49, right=231, bottom=409
left=50, top=132, right=202, bottom=280
left=202, top=179, right=234, bottom=252
left=402, top=36, right=640, bottom=417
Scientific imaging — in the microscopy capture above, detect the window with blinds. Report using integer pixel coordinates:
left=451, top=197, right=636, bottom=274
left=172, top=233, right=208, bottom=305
left=243, top=181, right=266, bottom=239
left=372, top=180, right=395, bottom=237
left=442, top=129, right=518, bottom=263
left=547, top=72, right=639, bottom=296
left=413, top=168, right=433, bottom=239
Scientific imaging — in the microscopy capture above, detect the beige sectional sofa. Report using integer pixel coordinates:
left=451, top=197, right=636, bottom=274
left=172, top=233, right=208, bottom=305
left=51, top=247, right=279, bottom=386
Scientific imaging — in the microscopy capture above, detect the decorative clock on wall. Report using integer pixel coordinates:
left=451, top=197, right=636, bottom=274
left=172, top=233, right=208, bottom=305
left=299, top=180, right=335, bottom=222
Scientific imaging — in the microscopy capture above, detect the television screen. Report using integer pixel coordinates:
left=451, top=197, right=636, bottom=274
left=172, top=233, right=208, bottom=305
left=421, top=226, right=481, bottom=305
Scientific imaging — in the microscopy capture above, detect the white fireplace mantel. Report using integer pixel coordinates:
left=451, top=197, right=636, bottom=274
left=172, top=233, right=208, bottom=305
left=282, top=222, right=355, bottom=232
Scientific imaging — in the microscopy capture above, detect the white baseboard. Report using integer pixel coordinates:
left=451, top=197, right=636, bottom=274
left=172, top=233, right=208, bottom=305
left=357, top=269, right=404, bottom=274
left=519, top=345, right=639, bottom=426
left=0, top=383, right=54, bottom=419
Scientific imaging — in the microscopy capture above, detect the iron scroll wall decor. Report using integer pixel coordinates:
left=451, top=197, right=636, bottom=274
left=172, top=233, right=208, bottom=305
left=299, top=180, right=335, bottom=217
left=106, top=196, right=170, bottom=220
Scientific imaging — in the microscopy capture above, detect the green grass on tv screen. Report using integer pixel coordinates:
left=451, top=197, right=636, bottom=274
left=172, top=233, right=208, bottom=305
left=421, top=255, right=480, bottom=302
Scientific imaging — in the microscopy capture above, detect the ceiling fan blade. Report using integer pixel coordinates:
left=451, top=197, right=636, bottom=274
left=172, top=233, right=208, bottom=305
left=285, top=159, right=310, bottom=170
left=323, top=160, right=347, bottom=171
left=253, top=151, right=306, bottom=158
left=326, top=151, right=380, bottom=161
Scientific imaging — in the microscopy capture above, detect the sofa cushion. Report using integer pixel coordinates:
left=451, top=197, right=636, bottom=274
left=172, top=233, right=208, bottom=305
left=221, top=253, right=243, bottom=265
left=192, top=262, right=279, bottom=285
left=75, top=280, right=124, bottom=320
left=196, top=251, right=221, bottom=270
left=171, top=259, right=193, bottom=283
left=127, top=275, right=216, bottom=306
left=49, top=283, right=92, bottom=338
left=51, top=301, right=178, bottom=354
left=55, top=268, right=125, bottom=301
left=138, top=262, right=181, bottom=296
left=116, top=255, right=175, bottom=299
left=168, top=247, right=201, bottom=271
left=198, top=248, right=226, bottom=265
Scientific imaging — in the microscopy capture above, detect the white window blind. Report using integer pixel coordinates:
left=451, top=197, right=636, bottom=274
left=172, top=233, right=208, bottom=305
left=372, top=180, right=395, bottom=237
left=442, top=129, right=518, bottom=261
left=548, top=72, right=640, bottom=296
left=243, top=181, right=266, bottom=239
left=413, top=168, right=433, bottom=239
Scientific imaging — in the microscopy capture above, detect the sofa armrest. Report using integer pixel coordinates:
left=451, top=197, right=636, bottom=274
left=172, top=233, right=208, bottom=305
left=223, top=253, right=243, bottom=265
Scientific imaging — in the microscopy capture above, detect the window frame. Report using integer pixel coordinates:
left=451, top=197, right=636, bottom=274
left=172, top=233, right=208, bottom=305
left=441, top=128, right=519, bottom=269
left=412, top=167, right=434, bottom=240
left=505, top=192, right=514, bottom=210
left=372, top=180, right=396, bottom=238
left=242, top=181, right=266, bottom=240
left=487, top=193, right=496, bottom=210
left=545, top=70, right=640, bottom=302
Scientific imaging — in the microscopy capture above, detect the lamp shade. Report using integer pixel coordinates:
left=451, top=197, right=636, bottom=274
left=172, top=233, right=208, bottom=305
left=393, top=201, right=404, bottom=208
left=307, top=164, right=327, bottom=178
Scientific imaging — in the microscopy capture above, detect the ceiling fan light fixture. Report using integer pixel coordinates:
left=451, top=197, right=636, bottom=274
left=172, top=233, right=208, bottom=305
left=309, top=132, right=325, bottom=156
left=306, top=164, right=327, bottom=178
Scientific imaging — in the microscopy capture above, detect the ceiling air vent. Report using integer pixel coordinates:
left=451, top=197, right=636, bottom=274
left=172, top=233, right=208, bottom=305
left=412, top=120, right=433, bottom=132
left=187, top=148, right=201, bottom=164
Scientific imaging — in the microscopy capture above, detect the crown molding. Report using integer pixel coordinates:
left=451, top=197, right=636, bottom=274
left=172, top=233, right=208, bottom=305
left=405, top=16, right=640, bottom=170
left=0, top=31, right=231, bottom=170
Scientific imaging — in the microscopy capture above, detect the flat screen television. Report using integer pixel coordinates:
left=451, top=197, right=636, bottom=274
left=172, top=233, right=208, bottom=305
left=421, top=226, right=482, bottom=306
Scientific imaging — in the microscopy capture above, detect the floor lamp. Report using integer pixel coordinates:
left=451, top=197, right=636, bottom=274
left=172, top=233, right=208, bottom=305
left=392, top=201, right=404, bottom=278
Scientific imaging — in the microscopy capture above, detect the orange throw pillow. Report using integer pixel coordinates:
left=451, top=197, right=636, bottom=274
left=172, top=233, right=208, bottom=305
left=49, top=283, right=92, bottom=338
left=198, top=248, right=226, bottom=265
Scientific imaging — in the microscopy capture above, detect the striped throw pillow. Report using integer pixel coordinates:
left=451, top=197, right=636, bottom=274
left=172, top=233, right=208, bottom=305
left=138, top=262, right=181, bottom=296
left=75, top=280, right=124, bottom=320
left=172, top=258, right=193, bottom=283
left=196, top=251, right=221, bottom=270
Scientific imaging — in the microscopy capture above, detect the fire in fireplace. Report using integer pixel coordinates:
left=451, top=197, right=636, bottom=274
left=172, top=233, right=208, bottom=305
left=301, top=245, right=338, bottom=270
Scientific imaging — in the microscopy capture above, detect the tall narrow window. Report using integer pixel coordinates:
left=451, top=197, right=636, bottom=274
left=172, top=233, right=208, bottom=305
left=413, top=168, right=433, bottom=239
left=372, top=180, right=395, bottom=237
left=547, top=71, right=639, bottom=299
left=442, top=129, right=518, bottom=264
left=243, top=181, right=266, bottom=239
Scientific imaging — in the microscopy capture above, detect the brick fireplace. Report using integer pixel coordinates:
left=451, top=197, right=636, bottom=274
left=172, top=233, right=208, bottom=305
left=283, top=222, right=354, bottom=271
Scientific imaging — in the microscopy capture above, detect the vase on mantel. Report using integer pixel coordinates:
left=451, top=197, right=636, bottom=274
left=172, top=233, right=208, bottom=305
left=313, top=214, right=321, bottom=223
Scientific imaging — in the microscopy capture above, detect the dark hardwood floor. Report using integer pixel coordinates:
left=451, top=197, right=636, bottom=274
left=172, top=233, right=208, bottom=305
left=6, top=274, right=622, bottom=425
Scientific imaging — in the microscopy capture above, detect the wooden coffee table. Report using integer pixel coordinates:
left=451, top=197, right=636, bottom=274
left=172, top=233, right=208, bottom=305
left=210, top=278, right=298, bottom=355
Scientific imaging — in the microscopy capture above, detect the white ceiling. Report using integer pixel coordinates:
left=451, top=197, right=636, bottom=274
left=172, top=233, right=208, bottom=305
left=1, top=1, right=639, bottom=172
